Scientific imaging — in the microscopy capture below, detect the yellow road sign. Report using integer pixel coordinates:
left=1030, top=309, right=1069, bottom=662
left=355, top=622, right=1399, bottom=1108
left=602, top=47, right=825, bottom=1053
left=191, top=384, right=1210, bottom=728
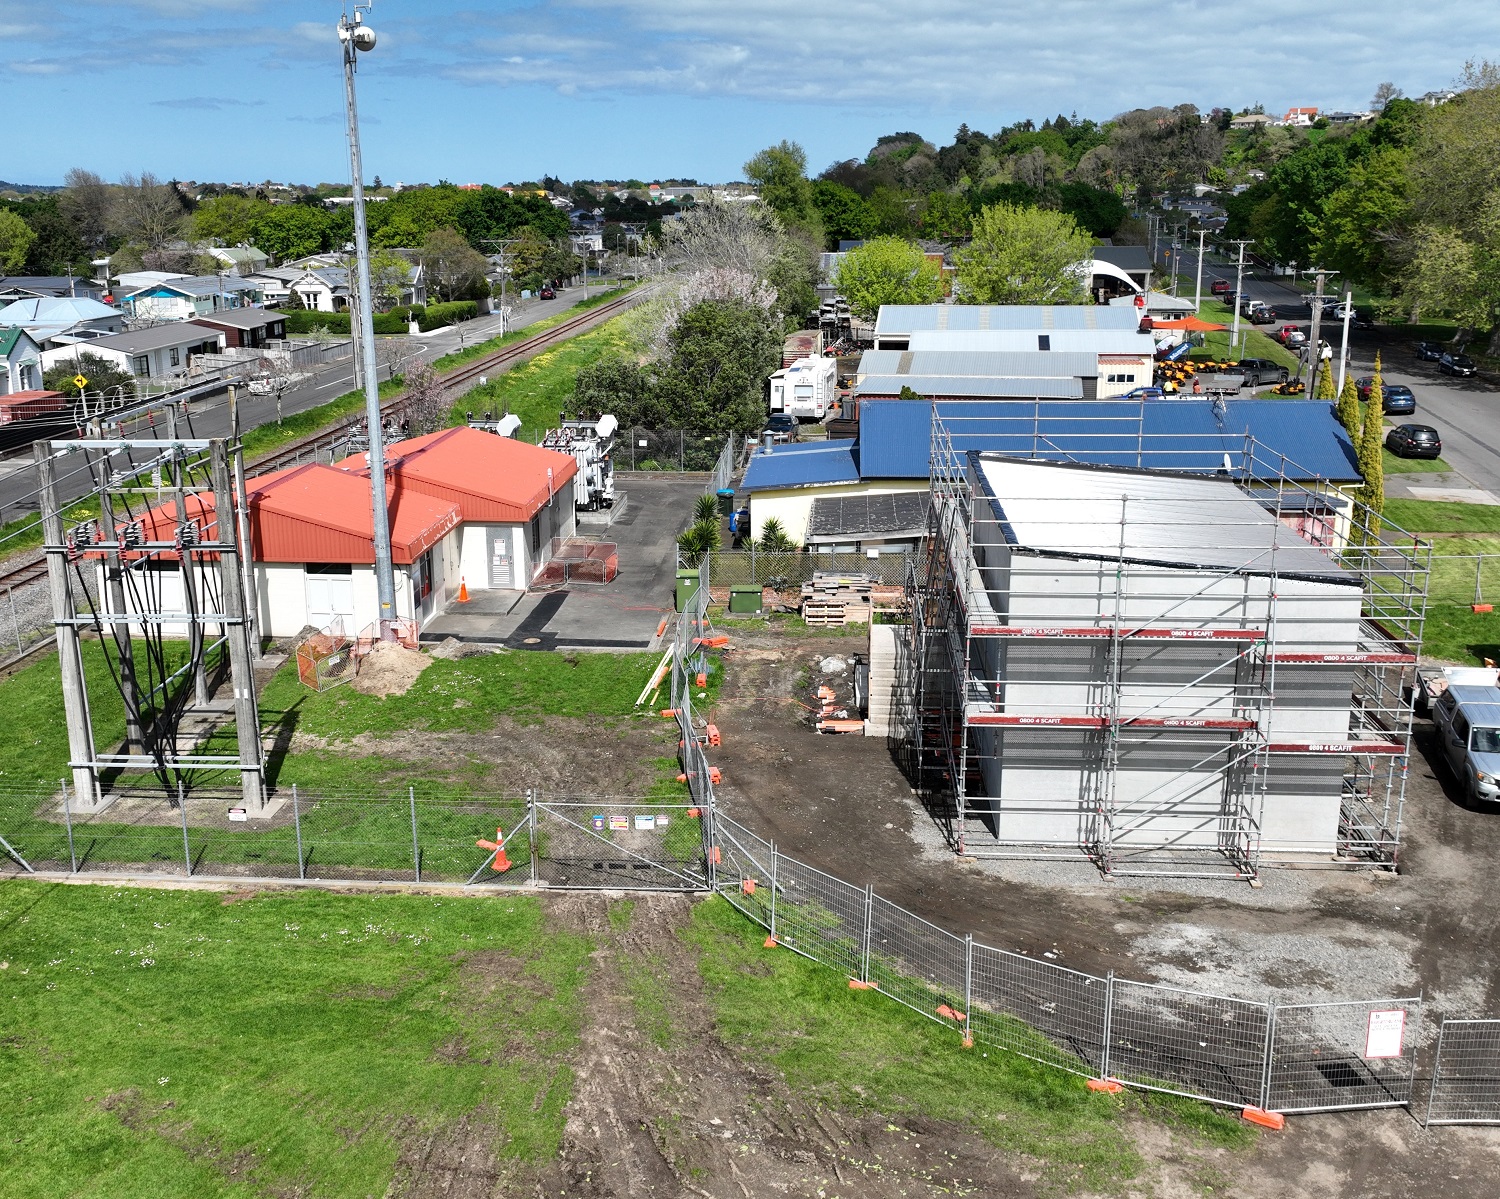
left=72, top=374, right=89, bottom=389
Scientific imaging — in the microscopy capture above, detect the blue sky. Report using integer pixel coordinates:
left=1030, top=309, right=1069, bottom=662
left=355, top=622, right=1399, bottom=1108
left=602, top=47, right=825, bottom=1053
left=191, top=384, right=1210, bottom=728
left=2, top=1, right=1492, bottom=186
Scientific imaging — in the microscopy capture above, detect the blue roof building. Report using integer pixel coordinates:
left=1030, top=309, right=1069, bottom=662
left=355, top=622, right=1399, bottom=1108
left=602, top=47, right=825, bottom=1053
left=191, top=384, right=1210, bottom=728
left=740, top=398, right=1362, bottom=548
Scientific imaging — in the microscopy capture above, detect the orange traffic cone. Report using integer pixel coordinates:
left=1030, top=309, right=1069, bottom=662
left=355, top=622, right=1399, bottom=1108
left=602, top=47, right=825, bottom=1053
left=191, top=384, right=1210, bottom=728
left=457, top=577, right=470, bottom=603
left=475, top=827, right=512, bottom=872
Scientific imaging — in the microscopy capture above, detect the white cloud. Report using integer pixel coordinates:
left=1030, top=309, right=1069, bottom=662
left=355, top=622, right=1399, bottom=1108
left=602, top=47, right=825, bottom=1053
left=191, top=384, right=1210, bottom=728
left=8, top=59, right=65, bottom=74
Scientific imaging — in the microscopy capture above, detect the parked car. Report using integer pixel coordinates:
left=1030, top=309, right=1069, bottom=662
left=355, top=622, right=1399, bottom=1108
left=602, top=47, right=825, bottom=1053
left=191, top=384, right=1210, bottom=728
left=1211, top=278, right=1232, bottom=296
left=765, top=413, right=799, bottom=443
left=1354, top=377, right=1417, bottom=414
left=1440, top=352, right=1478, bottom=377
left=1276, top=324, right=1306, bottom=347
left=1247, top=306, right=1275, bottom=324
left=539, top=286, right=556, bottom=299
left=1122, top=386, right=1165, bottom=400
left=1416, top=341, right=1445, bottom=361
left=1226, top=358, right=1290, bottom=387
left=1384, top=424, right=1442, bottom=459
left=1432, top=685, right=1500, bottom=804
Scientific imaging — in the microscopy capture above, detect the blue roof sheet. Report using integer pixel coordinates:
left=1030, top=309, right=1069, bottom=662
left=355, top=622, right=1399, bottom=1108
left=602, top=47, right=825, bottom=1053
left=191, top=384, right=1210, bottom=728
left=855, top=399, right=1361, bottom=482
left=740, top=441, right=860, bottom=492
left=874, top=304, right=1141, bottom=335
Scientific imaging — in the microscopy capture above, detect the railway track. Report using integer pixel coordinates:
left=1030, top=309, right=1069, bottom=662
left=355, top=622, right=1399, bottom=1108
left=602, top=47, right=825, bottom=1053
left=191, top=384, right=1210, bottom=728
left=0, top=284, right=649, bottom=595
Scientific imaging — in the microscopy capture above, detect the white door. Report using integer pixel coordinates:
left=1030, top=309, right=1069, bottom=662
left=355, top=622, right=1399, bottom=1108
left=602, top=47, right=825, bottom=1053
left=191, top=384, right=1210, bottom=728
left=306, top=573, right=355, bottom=632
left=489, top=527, right=513, bottom=589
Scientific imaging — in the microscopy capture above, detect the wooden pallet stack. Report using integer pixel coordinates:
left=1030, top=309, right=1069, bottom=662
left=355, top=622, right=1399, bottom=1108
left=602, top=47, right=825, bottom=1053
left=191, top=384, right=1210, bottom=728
left=800, top=572, right=874, bottom=626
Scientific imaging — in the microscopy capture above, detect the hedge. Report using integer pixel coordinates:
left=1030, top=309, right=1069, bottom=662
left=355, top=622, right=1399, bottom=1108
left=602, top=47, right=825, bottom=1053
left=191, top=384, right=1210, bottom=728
left=280, top=309, right=407, bottom=336
left=419, top=301, right=477, bottom=332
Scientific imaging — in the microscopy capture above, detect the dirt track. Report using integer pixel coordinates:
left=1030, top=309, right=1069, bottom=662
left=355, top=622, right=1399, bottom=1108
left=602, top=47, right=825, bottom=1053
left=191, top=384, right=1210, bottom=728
left=706, top=629, right=1500, bottom=1198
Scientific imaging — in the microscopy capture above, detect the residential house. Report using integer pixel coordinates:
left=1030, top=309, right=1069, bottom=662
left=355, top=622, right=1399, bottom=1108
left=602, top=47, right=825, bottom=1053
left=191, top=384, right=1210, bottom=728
left=206, top=246, right=271, bottom=274
left=39, top=324, right=226, bottom=380
left=122, top=275, right=264, bottom=323
left=1278, top=106, right=1320, bottom=127
left=0, top=296, right=126, bottom=350
left=190, top=309, right=287, bottom=349
left=284, top=267, right=349, bottom=313
left=1229, top=113, right=1274, bottom=130
left=872, top=303, right=1144, bottom=351
left=114, top=270, right=190, bottom=297
left=0, top=276, right=106, bottom=304
left=1418, top=89, right=1458, bottom=106
left=0, top=327, right=43, bottom=395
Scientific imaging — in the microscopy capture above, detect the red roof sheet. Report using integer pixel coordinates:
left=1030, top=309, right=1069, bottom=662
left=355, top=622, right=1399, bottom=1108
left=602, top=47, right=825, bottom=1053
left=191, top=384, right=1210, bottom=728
left=246, top=464, right=460, bottom=564
left=337, top=426, right=578, bottom=525
left=108, top=464, right=460, bottom=566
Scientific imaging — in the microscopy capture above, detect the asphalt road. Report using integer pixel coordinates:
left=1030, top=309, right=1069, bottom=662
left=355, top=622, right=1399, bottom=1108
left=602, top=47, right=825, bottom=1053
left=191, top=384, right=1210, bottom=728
left=0, top=282, right=617, bottom=526
left=1175, top=251, right=1500, bottom=491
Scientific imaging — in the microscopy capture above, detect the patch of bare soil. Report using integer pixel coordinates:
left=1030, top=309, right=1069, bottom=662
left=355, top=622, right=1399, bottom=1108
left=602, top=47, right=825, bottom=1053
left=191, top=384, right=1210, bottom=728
left=302, top=713, right=678, bottom=795
left=98, top=1088, right=288, bottom=1193
left=530, top=891, right=1039, bottom=1199
left=352, top=642, right=432, bottom=697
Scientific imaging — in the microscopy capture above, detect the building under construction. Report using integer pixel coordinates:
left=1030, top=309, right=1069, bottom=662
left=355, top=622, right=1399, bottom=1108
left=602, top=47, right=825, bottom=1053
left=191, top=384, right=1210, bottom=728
left=898, top=408, right=1430, bottom=878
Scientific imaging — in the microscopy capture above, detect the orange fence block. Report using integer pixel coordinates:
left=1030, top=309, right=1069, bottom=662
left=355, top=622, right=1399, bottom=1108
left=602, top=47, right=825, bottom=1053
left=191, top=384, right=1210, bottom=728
left=1241, top=1107, right=1285, bottom=1130
left=741, top=878, right=756, bottom=895
left=848, top=979, right=876, bottom=990
left=707, top=766, right=722, bottom=784
left=705, top=723, right=722, bottom=747
left=1087, top=1078, right=1124, bottom=1094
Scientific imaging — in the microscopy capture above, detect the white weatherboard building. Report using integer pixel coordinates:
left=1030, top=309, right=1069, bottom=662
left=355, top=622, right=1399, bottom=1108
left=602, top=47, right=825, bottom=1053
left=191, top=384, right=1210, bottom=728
left=905, top=443, right=1427, bottom=876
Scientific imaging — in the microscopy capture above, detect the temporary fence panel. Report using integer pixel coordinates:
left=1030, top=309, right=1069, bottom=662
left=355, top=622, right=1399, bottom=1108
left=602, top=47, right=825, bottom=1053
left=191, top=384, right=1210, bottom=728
left=703, top=550, right=912, bottom=590
left=1426, top=1019, right=1500, bottom=1126
left=531, top=801, right=707, bottom=890
left=714, top=817, right=776, bottom=931
left=771, top=855, right=868, bottom=982
left=969, top=943, right=1108, bottom=1077
left=1267, top=998, right=1422, bottom=1113
left=616, top=428, right=726, bottom=473
left=865, top=894, right=967, bottom=1025
left=533, top=538, right=619, bottom=587
left=1105, top=979, right=1271, bottom=1108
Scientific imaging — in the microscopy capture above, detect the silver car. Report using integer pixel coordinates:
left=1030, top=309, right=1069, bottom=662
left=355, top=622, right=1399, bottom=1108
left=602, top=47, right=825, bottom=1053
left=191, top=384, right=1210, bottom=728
left=1431, top=685, right=1500, bottom=803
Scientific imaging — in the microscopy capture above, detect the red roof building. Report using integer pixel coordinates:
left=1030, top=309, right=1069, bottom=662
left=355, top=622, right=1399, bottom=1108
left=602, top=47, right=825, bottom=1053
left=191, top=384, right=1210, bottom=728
left=336, top=426, right=578, bottom=524
left=0, top=389, right=67, bottom=425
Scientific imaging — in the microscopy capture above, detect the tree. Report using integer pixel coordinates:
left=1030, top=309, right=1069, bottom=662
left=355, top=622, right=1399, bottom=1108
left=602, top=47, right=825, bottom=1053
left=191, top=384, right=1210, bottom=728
left=393, top=359, right=449, bottom=435
left=249, top=203, right=331, bottom=262
left=1336, top=372, right=1361, bottom=436
left=113, top=172, right=184, bottom=250
left=1315, top=356, right=1337, bottom=400
left=573, top=354, right=654, bottom=424
left=756, top=517, right=796, bottom=551
left=368, top=248, right=413, bottom=310
left=59, top=168, right=112, bottom=251
left=954, top=203, right=1092, bottom=304
left=654, top=298, right=782, bottom=435
left=0, top=209, right=36, bottom=272
left=43, top=350, right=134, bottom=399
left=1372, top=82, right=1404, bottom=111
left=744, top=140, right=821, bottom=236
left=1354, top=354, right=1386, bottom=542
left=833, top=236, right=943, bottom=319
left=421, top=227, right=489, bottom=301
left=192, top=194, right=261, bottom=247
left=810, top=180, right=874, bottom=247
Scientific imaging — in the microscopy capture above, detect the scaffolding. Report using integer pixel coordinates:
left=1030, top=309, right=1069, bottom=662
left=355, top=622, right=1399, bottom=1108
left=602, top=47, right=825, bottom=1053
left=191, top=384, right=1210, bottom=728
left=897, top=406, right=1430, bottom=878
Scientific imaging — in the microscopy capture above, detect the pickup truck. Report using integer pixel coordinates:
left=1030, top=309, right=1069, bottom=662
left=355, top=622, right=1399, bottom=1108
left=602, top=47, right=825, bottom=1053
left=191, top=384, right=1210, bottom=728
left=1210, top=278, right=1233, bottom=296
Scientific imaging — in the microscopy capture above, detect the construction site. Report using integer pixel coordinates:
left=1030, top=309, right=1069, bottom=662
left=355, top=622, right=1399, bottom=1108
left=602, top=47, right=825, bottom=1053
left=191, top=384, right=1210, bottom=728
left=895, top=406, right=1432, bottom=878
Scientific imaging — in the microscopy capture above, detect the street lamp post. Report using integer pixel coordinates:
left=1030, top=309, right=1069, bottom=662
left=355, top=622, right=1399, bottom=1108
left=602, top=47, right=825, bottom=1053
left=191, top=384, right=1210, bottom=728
left=339, top=4, right=398, bottom=638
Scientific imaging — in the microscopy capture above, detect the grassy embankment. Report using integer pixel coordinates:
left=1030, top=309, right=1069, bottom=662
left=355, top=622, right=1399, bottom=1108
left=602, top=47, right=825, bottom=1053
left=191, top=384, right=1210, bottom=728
left=0, top=879, right=1253, bottom=1198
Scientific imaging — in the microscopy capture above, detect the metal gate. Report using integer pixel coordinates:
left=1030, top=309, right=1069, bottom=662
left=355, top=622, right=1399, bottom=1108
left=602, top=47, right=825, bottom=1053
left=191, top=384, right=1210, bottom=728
left=1266, top=998, right=1422, bottom=1113
left=1426, top=1019, right=1500, bottom=1126
left=528, top=801, right=708, bottom=890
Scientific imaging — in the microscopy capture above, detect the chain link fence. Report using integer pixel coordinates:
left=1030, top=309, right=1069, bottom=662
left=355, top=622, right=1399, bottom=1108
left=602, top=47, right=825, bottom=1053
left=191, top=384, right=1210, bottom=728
left=698, top=550, right=913, bottom=589
left=614, top=428, right=728, bottom=473
left=1427, top=551, right=1500, bottom=607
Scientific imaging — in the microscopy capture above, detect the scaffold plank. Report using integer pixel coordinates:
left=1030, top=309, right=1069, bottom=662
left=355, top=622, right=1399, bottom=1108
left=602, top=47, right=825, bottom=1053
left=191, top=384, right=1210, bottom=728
left=966, top=712, right=1256, bottom=730
left=1269, top=652, right=1417, bottom=664
left=1265, top=741, right=1406, bottom=755
left=968, top=625, right=1264, bottom=641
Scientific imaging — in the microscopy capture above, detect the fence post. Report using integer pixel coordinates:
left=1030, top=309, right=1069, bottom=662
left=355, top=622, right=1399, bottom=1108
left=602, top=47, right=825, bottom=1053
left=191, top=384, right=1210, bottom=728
left=8, top=587, right=19, bottom=655
left=963, top=934, right=974, bottom=1047
left=768, top=842, right=779, bottom=943
left=1425, top=1018, right=1448, bottom=1128
left=292, top=784, right=305, bottom=880
left=1099, top=971, right=1115, bottom=1081
left=860, top=882, right=874, bottom=984
left=1477, top=555, right=1485, bottom=606
left=1260, top=1003, right=1278, bottom=1112
left=61, top=778, right=76, bottom=873
left=409, top=786, right=420, bottom=883
left=528, top=790, right=538, bottom=885
left=178, top=781, right=192, bottom=877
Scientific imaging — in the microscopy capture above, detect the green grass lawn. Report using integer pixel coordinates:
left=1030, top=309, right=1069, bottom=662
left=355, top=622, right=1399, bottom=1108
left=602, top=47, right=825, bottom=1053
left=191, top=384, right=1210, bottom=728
left=1383, top=447, right=1452, bottom=474
left=446, top=317, right=634, bottom=442
left=0, top=882, right=591, bottom=1198
left=687, top=897, right=1253, bottom=1193
left=1193, top=299, right=1301, bottom=372
left=1383, top=499, right=1500, bottom=534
